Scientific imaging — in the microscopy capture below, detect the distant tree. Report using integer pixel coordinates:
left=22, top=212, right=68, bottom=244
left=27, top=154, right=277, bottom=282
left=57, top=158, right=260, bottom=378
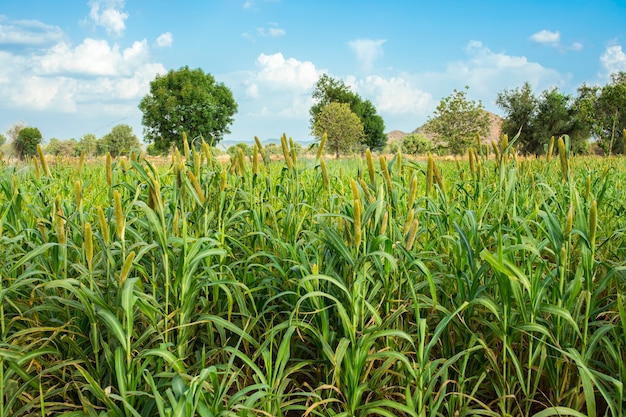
left=401, top=133, right=433, bottom=155
left=77, top=133, right=97, bottom=157
left=496, top=82, right=538, bottom=153
left=498, top=83, right=591, bottom=155
left=0, top=133, right=6, bottom=147
left=139, top=66, right=238, bottom=153
left=310, top=74, right=386, bottom=151
left=312, top=102, right=364, bottom=158
left=227, top=143, right=251, bottom=158
left=46, top=138, right=62, bottom=155
left=425, top=87, right=490, bottom=155
left=575, top=71, right=626, bottom=155
left=14, top=126, right=42, bottom=159
left=101, top=124, right=140, bottom=157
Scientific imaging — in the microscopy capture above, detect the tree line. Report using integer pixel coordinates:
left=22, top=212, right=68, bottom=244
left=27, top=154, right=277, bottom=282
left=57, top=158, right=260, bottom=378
left=3, top=66, right=625, bottom=159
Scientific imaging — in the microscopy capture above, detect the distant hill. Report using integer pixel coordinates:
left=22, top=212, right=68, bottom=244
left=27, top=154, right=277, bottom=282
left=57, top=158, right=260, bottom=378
left=386, top=111, right=503, bottom=146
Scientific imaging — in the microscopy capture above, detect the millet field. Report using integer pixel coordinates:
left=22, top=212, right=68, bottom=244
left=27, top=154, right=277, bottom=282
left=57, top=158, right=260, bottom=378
left=1, top=134, right=625, bottom=416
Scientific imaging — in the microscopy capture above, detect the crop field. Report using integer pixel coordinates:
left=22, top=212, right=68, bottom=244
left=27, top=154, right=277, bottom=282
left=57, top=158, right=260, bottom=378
left=1, top=135, right=625, bottom=416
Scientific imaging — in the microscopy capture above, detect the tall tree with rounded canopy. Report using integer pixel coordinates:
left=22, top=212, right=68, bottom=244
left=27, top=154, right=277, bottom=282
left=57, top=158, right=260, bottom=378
left=310, top=74, right=386, bottom=151
left=14, top=126, right=42, bottom=159
left=312, top=102, right=364, bottom=158
left=425, top=86, right=490, bottom=155
left=139, top=66, right=237, bottom=153
left=100, top=124, right=140, bottom=157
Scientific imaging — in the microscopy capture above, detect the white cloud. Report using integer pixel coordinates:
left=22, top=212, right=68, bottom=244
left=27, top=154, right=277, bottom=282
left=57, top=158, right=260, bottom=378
left=358, top=76, right=433, bottom=116
left=39, top=38, right=150, bottom=77
left=155, top=32, right=173, bottom=48
left=88, top=0, right=128, bottom=37
left=530, top=30, right=560, bottom=45
left=529, top=29, right=583, bottom=52
left=349, top=39, right=386, bottom=71
left=243, top=1, right=254, bottom=9
left=601, top=44, right=626, bottom=76
left=255, top=52, right=319, bottom=91
left=0, top=19, right=64, bottom=46
left=450, top=40, right=564, bottom=97
left=243, top=24, right=286, bottom=42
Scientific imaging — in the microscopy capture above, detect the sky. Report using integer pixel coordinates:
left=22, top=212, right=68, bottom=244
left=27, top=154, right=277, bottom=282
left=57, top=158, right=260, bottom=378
left=1, top=0, right=626, bottom=147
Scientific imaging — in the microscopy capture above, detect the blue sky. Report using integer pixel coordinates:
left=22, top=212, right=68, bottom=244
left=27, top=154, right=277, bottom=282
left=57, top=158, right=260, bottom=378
left=1, top=0, right=625, bottom=146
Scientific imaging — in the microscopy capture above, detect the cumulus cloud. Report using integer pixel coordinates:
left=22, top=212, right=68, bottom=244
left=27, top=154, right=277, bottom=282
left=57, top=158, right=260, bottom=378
left=357, top=76, right=433, bottom=116
left=254, top=52, right=319, bottom=91
left=529, top=29, right=583, bottom=52
left=349, top=39, right=386, bottom=71
left=452, top=40, right=564, bottom=96
left=0, top=19, right=64, bottom=46
left=0, top=16, right=166, bottom=116
left=87, top=0, right=128, bottom=37
left=530, top=30, right=560, bottom=45
left=39, top=38, right=151, bottom=77
left=155, top=32, right=173, bottom=48
left=601, top=44, right=626, bottom=76
left=237, top=52, right=321, bottom=122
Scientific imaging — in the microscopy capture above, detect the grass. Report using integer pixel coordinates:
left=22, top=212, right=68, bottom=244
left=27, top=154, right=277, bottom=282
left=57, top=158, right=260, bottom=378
left=0, top=136, right=625, bottom=416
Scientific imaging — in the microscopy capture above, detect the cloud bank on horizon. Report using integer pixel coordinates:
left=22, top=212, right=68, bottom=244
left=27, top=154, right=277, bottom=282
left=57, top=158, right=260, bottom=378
left=0, top=0, right=625, bottom=144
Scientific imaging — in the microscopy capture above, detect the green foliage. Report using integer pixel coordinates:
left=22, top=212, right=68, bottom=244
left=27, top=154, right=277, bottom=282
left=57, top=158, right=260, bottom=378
left=312, top=102, right=364, bottom=157
left=575, top=71, right=626, bottom=155
left=100, top=124, right=140, bottom=157
left=46, top=138, right=79, bottom=157
left=425, top=86, right=491, bottom=155
left=139, top=66, right=238, bottom=152
left=0, top=133, right=6, bottom=147
left=498, top=83, right=590, bottom=155
left=13, top=126, right=42, bottom=159
left=227, top=142, right=251, bottom=158
left=310, top=74, right=386, bottom=150
left=77, top=133, right=98, bottom=157
left=401, top=133, right=433, bottom=155
left=0, top=147, right=625, bottom=415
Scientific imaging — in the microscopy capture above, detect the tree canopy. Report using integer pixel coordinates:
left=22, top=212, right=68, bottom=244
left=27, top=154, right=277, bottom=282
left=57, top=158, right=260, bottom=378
left=139, top=66, right=238, bottom=153
left=14, top=126, right=42, bottom=159
left=575, top=71, right=626, bottom=155
left=100, top=124, right=140, bottom=157
left=310, top=74, right=386, bottom=151
left=401, top=133, right=433, bottom=155
left=424, top=87, right=491, bottom=155
left=312, top=102, right=364, bottom=158
left=497, top=83, right=590, bottom=155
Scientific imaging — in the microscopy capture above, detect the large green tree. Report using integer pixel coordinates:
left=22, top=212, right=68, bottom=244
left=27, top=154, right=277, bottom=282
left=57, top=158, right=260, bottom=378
left=100, top=124, right=140, bottom=157
left=139, top=66, right=237, bottom=152
left=497, top=83, right=590, bottom=155
left=14, top=126, right=42, bottom=159
left=312, top=102, right=364, bottom=158
left=424, top=87, right=490, bottom=155
left=77, top=133, right=97, bottom=157
left=310, top=74, right=386, bottom=151
left=575, top=71, right=626, bottom=155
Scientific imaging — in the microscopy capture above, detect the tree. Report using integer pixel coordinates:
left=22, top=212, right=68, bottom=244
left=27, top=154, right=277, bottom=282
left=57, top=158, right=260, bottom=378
left=498, top=83, right=591, bottom=155
left=401, top=133, right=433, bottom=155
left=0, top=133, right=6, bottom=147
left=310, top=74, right=386, bottom=151
left=14, top=126, right=42, bottom=159
left=77, top=133, right=97, bottom=157
left=101, top=124, right=140, bottom=157
left=576, top=72, right=626, bottom=155
left=424, top=87, right=490, bottom=155
left=139, top=66, right=238, bottom=153
left=496, top=82, right=537, bottom=154
left=312, top=102, right=364, bottom=158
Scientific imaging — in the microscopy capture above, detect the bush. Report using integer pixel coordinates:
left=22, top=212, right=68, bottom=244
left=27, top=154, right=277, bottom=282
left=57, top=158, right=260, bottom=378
left=401, top=133, right=433, bottom=155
